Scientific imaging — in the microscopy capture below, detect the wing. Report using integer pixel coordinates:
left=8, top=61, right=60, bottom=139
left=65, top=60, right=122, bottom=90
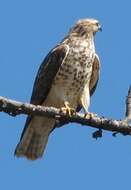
left=24, top=44, right=69, bottom=130
left=30, top=44, right=69, bottom=105
left=89, top=54, right=100, bottom=96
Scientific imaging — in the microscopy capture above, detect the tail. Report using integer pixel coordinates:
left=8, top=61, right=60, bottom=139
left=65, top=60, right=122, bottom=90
left=15, top=116, right=55, bottom=160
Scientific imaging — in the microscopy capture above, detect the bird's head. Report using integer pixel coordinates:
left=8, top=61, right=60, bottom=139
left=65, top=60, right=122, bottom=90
left=70, top=18, right=102, bottom=38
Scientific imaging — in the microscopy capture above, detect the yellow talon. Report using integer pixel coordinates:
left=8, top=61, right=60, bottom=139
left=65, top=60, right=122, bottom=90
left=84, top=112, right=97, bottom=119
left=61, top=102, right=75, bottom=116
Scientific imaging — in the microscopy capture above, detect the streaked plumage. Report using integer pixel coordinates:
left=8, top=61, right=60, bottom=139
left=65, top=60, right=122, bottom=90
left=15, top=18, right=101, bottom=160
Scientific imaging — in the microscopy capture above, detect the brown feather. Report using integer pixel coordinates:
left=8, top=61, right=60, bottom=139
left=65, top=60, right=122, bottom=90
left=17, top=44, right=69, bottom=140
left=89, top=54, right=100, bottom=96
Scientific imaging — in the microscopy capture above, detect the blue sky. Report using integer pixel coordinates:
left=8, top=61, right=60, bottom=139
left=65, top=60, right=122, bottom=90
left=0, top=0, right=131, bottom=189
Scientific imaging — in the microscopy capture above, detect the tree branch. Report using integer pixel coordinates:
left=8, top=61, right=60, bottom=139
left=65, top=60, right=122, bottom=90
left=0, top=88, right=131, bottom=137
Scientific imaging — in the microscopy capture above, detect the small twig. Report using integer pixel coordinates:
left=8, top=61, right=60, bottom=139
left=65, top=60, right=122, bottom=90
left=0, top=95, right=131, bottom=136
left=125, top=86, right=131, bottom=120
left=112, top=86, right=131, bottom=137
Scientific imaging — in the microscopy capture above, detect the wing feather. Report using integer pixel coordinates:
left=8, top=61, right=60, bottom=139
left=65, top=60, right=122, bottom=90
left=30, top=44, right=69, bottom=105
left=89, top=54, right=100, bottom=96
left=21, top=44, right=69, bottom=137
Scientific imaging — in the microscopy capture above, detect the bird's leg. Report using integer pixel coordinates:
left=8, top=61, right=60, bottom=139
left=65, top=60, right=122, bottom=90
left=80, top=96, right=90, bottom=117
left=80, top=93, right=96, bottom=119
left=60, top=101, right=75, bottom=116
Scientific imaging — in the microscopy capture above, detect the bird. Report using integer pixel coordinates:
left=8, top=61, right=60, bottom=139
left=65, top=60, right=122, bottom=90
left=15, top=18, right=101, bottom=160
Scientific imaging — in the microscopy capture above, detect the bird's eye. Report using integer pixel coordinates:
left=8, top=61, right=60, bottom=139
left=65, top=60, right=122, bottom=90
left=96, top=22, right=99, bottom=26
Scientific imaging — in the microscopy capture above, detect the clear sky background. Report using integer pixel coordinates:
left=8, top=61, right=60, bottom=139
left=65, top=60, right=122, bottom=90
left=0, top=0, right=131, bottom=189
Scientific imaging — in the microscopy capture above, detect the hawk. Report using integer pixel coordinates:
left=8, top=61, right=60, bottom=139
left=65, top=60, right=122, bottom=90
left=15, top=18, right=101, bottom=160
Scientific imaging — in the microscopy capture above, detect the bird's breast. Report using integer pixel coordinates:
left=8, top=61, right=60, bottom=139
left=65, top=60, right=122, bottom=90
left=47, top=42, right=95, bottom=108
left=54, top=44, right=95, bottom=87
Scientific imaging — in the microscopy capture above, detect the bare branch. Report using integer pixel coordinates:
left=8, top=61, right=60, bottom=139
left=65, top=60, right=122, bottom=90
left=125, top=86, right=131, bottom=120
left=0, top=95, right=131, bottom=136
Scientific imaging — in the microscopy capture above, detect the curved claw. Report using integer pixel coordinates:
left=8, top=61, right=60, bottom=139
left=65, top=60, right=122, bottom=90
left=60, top=102, right=75, bottom=116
